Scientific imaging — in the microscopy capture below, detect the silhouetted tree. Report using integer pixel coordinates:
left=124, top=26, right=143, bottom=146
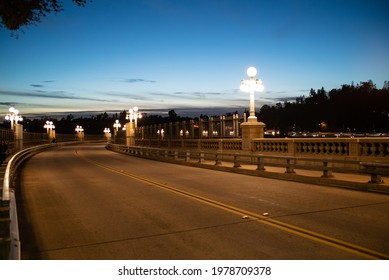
left=259, top=81, right=389, bottom=133
left=0, top=0, right=88, bottom=31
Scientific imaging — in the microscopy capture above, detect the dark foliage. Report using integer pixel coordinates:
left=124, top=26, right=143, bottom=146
left=258, top=81, right=389, bottom=135
left=0, top=0, right=87, bottom=31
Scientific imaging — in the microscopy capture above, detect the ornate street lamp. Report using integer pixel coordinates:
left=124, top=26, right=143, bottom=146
left=44, top=120, right=55, bottom=141
left=103, top=128, right=111, bottom=141
left=5, top=106, right=23, bottom=130
left=75, top=125, right=84, bottom=141
left=75, top=125, right=84, bottom=133
left=44, top=121, right=55, bottom=134
left=113, top=120, right=121, bottom=135
left=240, top=67, right=264, bottom=122
left=126, top=106, right=142, bottom=128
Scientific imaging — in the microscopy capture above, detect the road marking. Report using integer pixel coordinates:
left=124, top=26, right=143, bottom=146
left=75, top=149, right=389, bottom=260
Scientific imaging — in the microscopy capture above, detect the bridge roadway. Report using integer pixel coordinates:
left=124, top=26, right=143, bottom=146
left=16, top=143, right=389, bottom=260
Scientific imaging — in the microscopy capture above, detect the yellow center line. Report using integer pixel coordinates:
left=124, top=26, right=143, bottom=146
left=75, top=149, right=389, bottom=260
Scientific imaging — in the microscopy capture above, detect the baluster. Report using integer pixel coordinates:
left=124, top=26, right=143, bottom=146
left=198, top=151, right=204, bottom=163
left=371, top=143, right=378, bottom=156
left=285, top=158, right=296, bottom=174
left=233, top=155, right=241, bottom=168
left=215, top=153, right=222, bottom=166
left=321, top=161, right=333, bottom=178
left=362, top=143, right=370, bottom=156
left=256, top=156, right=265, bottom=171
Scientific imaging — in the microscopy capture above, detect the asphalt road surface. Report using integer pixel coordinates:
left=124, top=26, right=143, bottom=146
left=16, top=144, right=389, bottom=260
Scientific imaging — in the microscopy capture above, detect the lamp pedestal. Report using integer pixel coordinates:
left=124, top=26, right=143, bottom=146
left=241, top=120, right=265, bottom=151
left=126, top=122, right=135, bottom=146
left=14, top=124, right=23, bottom=152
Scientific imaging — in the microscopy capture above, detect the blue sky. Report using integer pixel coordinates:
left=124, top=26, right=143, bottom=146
left=1, top=0, right=388, bottom=118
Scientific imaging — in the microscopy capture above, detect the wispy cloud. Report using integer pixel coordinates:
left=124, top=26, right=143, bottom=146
left=0, top=101, right=19, bottom=106
left=105, top=92, right=149, bottom=100
left=43, top=80, right=56, bottom=83
left=113, top=78, right=157, bottom=83
left=30, top=84, right=44, bottom=88
left=0, top=90, right=114, bottom=102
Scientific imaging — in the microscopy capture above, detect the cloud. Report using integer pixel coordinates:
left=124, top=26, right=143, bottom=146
left=121, top=78, right=157, bottom=84
left=0, top=90, right=114, bottom=102
left=105, top=92, right=149, bottom=100
left=30, top=84, right=44, bottom=88
left=43, top=80, right=56, bottom=83
left=0, top=101, right=19, bottom=106
left=272, top=96, right=300, bottom=102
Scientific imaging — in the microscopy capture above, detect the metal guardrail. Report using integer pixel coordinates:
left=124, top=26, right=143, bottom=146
left=106, top=144, right=389, bottom=190
left=1, top=143, right=57, bottom=259
left=1, top=140, right=104, bottom=260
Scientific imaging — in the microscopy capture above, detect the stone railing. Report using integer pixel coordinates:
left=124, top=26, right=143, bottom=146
left=135, top=138, right=243, bottom=151
left=252, top=138, right=389, bottom=161
left=106, top=143, right=389, bottom=192
left=134, top=137, right=388, bottom=161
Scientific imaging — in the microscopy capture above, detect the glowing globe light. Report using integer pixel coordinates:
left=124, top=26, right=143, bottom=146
left=240, top=66, right=265, bottom=121
left=247, top=66, right=257, bottom=77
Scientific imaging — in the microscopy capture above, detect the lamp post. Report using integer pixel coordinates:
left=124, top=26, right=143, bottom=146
left=157, top=129, right=165, bottom=140
left=44, top=120, right=55, bottom=141
left=125, top=107, right=142, bottom=146
left=240, top=66, right=266, bottom=149
left=75, top=125, right=84, bottom=141
left=113, top=120, right=121, bottom=135
left=5, top=107, right=23, bottom=130
left=126, top=107, right=142, bottom=128
left=103, top=128, right=111, bottom=142
left=240, top=66, right=264, bottom=122
left=5, top=106, right=24, bottom=151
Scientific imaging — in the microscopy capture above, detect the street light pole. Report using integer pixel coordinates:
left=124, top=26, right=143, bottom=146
left=240, top=67, right=264, bottom=122
left=5, top=107, right=23, bottom=130
left=4, top=106, right=24, bottom=151
left=44, top=120, right=55, bottom=141
left=113, top=120, right=121, bottom=135
left=125, top=107, right=142, bottom=146
left=240, top=66, right=266, bottom=149
left=126, top=107, right=142, bottom=128
left=75, top=125, right=84, bottom=141
left=103, top=128, right=111, bottom=142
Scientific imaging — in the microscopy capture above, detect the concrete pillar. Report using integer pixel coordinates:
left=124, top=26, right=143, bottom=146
left=220, top=116, right=225, bottom=138
left=190, top=120, right=194, bottom=138
left=234, top=114, right=240, bottom=137
left=240, top=120, right=265, bottom=151
left=14, top=124, right=23, bottom=152
left=199, top=118, right=204, bottom=138
left=168, top=123, right=173, bottom=139
left=209, top=117, right=214, bottom=138
left=126, top=122, right=135, bottom=146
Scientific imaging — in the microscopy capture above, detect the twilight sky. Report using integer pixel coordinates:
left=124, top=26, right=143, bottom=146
left=1, top=0, right=388, bottom=118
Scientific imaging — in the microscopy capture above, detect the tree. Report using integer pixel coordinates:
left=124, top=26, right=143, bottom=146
left=168, top=110, right=178, bottom=121
left=0, top=0, right=88, bottom=31
left=383, top=81, right=389, bottom=90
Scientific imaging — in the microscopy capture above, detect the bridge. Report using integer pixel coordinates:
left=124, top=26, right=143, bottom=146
left=2, top=141, right=389, bottom=260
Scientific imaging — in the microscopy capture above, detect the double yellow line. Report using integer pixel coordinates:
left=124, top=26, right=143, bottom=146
left=75, top=150, right=388, bottom=260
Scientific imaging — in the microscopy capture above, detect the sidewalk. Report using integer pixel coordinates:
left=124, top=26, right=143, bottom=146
left=180, top=159, right=389, bottom=194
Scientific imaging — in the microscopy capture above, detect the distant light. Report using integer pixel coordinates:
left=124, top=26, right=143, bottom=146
left=247, top=67, right=257, bottom=77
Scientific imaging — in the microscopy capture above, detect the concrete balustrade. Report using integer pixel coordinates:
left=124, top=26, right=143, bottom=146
left=133, top=137, right=388, bottom=162
left=106, top=143, right=389, bottom=192
left=252, top=138, right=389, bottom=160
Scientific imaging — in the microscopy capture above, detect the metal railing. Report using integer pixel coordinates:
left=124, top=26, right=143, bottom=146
left=106, top=143, right=389, bottom=193
left=1, top=140, right=103, bottom=259
left=1, top=143, right=57, bottom=259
